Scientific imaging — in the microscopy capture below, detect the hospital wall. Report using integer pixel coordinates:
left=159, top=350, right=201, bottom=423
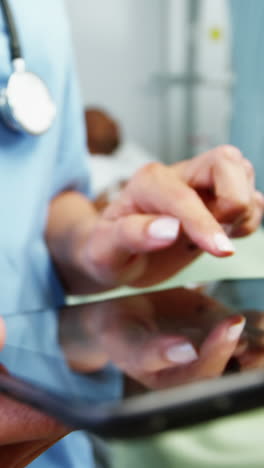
left=64, top=0, right=165, bottom=158
left=65, top=0, right=232, bottom=162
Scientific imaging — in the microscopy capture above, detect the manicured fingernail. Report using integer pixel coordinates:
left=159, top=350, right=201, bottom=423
left=214, top=233, right=236, bottom=253
left=165, top=343, right=198, bottom=364
left=227, top=318, right=246, bottom=342
left=149, top=217, right=180, bottom=241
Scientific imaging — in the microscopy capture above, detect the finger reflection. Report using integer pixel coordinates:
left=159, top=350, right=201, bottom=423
left=60, top=287, right=246, bottom=390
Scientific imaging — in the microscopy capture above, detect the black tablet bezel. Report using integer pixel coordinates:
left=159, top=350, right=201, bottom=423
left=0, top=366, right=263, bottom=439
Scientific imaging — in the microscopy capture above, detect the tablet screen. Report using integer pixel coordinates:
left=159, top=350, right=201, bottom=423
left=1, top=279, right=264, bottom=415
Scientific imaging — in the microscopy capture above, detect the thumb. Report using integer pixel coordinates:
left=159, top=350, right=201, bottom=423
left=84, top=214, right=181, bottom=285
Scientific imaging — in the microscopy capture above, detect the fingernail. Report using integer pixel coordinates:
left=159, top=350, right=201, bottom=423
left=214, top=233, right=236, bottom=253
left=165, top=343, right=198, bottom=365
left=149, top=217, right=180, bottom=241
left=227, top=318, right=246, bottom=342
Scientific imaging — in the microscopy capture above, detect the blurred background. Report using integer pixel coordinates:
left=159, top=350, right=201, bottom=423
left=64, top=0, right=264, bottom=213
left=65, top=0, right=232, bottom=164
left=64, top=1, right=264, bottom=467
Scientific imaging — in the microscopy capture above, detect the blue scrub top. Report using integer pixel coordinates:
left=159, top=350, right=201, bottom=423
left=0, top=1, right=118, bottom=466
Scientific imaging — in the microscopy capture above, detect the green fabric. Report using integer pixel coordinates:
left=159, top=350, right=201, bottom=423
left=112, top=409, right=264, bottom=467
left=69, top=228, right=264, bottom=305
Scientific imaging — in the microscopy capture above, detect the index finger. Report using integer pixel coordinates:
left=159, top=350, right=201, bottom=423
left=125, top=165, right=236, bottom=257
left=142, top=316, right=245, bottom=389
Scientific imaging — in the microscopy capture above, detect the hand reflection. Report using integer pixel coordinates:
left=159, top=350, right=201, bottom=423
left=60, top=288, right=246, bottom=390
left=235, top=310, right=264, bottom=370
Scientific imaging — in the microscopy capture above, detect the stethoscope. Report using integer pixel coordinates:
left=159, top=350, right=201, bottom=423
left=0, top=0, right=56, bottom=135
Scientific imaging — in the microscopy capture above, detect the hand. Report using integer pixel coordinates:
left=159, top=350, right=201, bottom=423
left=235, top=310, right=264, bottom=370
left=0, top=318, right=69, bottom=468
left=78, top=146, right=264, bottom=288
left=60, top=288, right=246, bottom=390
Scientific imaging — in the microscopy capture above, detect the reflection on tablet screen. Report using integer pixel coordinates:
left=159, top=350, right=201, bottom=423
left=2, top=279, right=264, bottom=410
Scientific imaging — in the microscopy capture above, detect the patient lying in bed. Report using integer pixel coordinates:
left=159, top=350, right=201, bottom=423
left=85, top=108, right=156, bottom=209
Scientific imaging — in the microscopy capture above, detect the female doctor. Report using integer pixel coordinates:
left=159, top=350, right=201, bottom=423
left=0, top=0, right=262, bottom=467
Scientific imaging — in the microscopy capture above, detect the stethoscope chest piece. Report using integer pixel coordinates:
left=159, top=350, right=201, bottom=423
left=0, top=0, right=57, bottom=135
left=0, top=66, right=56, bottom=135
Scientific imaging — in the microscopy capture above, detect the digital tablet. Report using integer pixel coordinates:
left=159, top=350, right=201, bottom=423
left=0, top=279, right=264, bottom=439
